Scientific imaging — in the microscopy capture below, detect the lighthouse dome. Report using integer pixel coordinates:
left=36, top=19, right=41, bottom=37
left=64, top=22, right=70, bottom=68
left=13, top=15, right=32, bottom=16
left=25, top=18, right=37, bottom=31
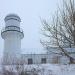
left=4, top=14, right=21, bottom=27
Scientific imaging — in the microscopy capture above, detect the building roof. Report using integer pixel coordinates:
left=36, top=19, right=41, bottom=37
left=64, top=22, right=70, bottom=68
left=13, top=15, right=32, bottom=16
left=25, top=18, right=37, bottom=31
left=21, top=47, right=75, bottom=55
left=21, top=48, right=47, bottom=54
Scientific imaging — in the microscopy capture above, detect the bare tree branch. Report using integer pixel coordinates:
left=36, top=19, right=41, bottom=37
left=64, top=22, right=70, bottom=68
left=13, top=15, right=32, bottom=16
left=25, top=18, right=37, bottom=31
left=41, top=0, right=75, bottom=63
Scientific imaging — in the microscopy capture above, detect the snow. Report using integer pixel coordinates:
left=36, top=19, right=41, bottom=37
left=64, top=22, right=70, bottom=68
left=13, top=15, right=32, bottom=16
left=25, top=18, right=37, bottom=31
left=22, top=64, right=75, bottom=75
left=21, top=48, right=47, bottom=54
left=1, top=64, right=75, bottom=75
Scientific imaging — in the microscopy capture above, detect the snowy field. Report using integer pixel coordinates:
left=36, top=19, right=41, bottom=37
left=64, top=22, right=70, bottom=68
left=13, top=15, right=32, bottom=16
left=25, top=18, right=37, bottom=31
left=0, top=64, right=75, bottom=75
left=23, top=64, right=75, bottom=75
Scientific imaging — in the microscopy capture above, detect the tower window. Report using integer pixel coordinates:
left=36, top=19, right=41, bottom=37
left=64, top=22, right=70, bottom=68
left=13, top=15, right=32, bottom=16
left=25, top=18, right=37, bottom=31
left=41, top=58, right=46, bottom=64
left=28, top=58, right=33, bottom=64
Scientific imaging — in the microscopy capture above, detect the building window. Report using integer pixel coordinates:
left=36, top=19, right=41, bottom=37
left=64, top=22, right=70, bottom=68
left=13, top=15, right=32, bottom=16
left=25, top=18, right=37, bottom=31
left=28, top=58, right=33, bottom=64
left=41, top=58, right=46, bottom=64
left=52, top=56, right=59, bottom=64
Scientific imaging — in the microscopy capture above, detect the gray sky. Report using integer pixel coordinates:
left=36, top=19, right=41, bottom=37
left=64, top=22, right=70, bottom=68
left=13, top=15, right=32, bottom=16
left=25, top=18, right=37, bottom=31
left=0, top=0, right=61, bottom=55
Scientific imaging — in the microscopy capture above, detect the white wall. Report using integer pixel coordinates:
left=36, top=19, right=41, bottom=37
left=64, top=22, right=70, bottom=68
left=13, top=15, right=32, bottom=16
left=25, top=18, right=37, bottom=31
left=3, top=31, right=21, bottom=64
left=21, top=54, right=55, bottom=64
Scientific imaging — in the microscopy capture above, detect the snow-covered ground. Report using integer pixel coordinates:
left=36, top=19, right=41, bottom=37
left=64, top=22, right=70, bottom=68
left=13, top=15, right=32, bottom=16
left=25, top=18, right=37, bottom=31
left=23, top=64, right=75, bottom=75
left=1, top=64, right=75, bottom=75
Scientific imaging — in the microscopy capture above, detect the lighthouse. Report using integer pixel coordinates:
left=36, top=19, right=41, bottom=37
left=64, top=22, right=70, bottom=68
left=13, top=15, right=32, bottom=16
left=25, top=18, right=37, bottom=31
left=1, top=14, right=24, bottom=65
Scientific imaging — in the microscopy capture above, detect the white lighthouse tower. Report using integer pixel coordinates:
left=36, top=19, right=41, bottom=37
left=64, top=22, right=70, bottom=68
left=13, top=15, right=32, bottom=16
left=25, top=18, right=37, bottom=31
left=1, top=14, right=24, bottom=65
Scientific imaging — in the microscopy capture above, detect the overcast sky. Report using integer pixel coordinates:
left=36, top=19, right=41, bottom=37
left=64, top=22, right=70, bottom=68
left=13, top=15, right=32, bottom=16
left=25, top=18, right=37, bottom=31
left=0, top=0, right=62, bottom=56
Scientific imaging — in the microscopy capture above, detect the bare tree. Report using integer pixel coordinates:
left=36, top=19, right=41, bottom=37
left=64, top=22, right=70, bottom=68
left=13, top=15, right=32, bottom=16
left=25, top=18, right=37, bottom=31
left=41, top=0, right=75, bottom=63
